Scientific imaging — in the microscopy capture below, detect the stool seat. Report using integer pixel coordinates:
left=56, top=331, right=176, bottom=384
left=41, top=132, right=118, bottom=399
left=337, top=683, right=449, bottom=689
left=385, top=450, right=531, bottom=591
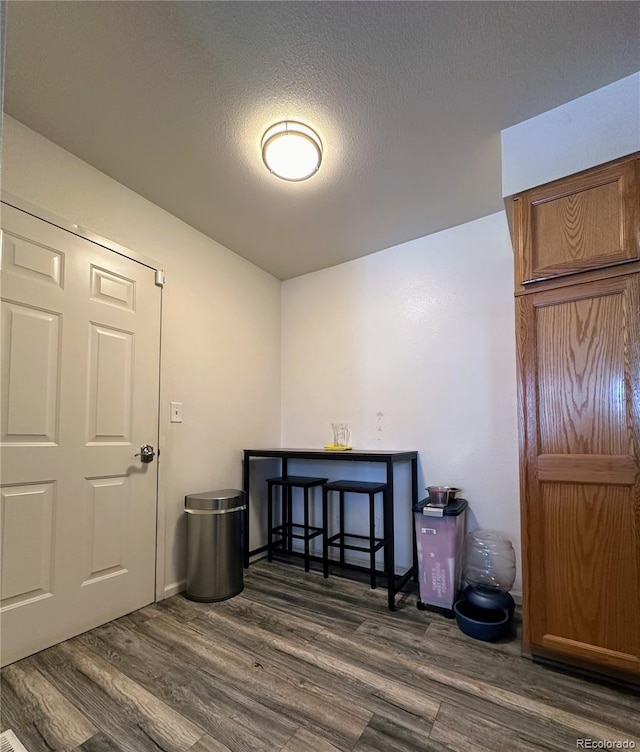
left=323, top=480, right=388, bottom=493
left=267, top=475, right=328, bottom=488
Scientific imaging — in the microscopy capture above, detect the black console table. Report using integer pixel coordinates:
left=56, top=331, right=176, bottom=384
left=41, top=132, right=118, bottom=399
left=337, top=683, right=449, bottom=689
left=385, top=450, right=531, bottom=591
left=242, top=448, right=419, bottom=610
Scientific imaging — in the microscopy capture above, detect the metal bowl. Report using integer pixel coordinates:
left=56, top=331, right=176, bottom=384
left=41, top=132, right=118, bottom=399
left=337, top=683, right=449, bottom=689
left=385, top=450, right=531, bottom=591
left=426, top=486, right=461, bottom=507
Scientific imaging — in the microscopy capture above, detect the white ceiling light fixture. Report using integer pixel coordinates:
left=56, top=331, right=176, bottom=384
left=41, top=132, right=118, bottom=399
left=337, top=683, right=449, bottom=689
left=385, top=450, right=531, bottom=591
left=261, top=120, right=323, bottom=181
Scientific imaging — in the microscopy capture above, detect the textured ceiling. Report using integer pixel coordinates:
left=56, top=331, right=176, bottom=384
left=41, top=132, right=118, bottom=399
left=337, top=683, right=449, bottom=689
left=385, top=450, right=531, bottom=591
left=4, top=1, right=640, bottom=279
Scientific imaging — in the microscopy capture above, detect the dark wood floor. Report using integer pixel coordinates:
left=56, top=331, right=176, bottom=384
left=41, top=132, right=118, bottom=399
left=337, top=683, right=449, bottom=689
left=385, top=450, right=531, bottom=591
left=2, top=559, right=639, bottom=752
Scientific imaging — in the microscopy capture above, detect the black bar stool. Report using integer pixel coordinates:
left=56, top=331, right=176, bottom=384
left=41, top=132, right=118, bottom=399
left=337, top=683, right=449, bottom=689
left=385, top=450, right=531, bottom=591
left=322, top=480, right=389, bottom=588
left=266, top=475, right=328, bottom=572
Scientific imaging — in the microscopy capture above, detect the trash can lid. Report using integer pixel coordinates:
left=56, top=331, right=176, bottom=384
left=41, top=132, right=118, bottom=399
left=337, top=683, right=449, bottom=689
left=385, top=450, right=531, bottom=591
left=413, top=497, right=468, bottom=516
left=185, top=489, right=245, bottom=512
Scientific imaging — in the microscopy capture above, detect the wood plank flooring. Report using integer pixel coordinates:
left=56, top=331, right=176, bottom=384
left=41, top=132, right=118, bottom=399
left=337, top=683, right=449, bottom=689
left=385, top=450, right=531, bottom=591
left=2, top=559, right=638, bottom=752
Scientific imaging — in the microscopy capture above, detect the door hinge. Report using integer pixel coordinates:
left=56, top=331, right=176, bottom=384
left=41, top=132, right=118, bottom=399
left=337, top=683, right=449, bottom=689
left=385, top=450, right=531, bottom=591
left=155, top=269, right=166, bottom=287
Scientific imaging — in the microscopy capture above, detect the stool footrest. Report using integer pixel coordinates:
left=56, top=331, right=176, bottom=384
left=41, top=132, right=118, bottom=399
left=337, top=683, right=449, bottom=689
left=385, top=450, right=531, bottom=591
left=273, top=522, right=323, bottom=541
left=327, top=532, right=385, bottom=554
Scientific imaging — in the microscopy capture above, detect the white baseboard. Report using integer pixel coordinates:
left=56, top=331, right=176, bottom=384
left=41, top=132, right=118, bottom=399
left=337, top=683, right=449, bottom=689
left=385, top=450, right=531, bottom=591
left=162, top=580, right=186, bottom=599
left=161, top=561, right=522, bottom=605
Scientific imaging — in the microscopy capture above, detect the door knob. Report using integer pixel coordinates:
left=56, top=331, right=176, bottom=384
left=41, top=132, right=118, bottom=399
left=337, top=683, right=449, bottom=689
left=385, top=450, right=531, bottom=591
left=135, top=444, right=155, bottom=463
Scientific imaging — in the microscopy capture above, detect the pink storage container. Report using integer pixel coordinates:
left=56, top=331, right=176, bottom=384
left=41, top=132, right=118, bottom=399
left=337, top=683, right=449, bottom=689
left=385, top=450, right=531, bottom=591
left=414, top=497, right=468, bottom=612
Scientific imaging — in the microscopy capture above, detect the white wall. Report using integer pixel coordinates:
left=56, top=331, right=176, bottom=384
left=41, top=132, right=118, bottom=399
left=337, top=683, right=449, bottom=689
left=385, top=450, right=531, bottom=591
left=281, top=211, right=522, bottom=592
left=1, top=116, right=282, bottom=596
left=2, top=117, right=522, bottom=597
left=502, top=71, right=640, bottom=196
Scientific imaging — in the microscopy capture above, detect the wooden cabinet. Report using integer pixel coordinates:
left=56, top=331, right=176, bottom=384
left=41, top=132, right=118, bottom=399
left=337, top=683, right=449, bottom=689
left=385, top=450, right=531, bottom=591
left=513, top=154, right=640, bottom=684
left=514, top=155, right=639, bottom=289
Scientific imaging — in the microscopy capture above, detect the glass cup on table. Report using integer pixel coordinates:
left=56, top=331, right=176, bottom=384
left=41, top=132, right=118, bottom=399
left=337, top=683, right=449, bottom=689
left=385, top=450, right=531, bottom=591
left=331, top=422, right=350, bottom=447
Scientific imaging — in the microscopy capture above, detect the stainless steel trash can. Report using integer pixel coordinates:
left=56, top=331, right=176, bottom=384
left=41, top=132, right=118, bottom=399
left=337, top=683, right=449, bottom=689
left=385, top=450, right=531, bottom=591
left=185, top=489, right=246, bottom=602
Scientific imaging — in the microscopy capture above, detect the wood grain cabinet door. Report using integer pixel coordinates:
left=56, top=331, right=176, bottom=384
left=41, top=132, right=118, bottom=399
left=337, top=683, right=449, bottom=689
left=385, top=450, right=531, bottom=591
left=516, top=156, right=639, bottom=285
left=517, top=273, right=640, bottom=679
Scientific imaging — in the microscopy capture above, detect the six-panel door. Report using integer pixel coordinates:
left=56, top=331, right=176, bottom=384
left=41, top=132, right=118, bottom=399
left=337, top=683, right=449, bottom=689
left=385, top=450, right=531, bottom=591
left=0, top=204, right=161, bottom=666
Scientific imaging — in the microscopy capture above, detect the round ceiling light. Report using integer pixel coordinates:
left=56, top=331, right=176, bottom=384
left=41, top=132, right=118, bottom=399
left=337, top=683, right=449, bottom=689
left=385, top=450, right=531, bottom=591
left=261, top=121, right=323, bottom=181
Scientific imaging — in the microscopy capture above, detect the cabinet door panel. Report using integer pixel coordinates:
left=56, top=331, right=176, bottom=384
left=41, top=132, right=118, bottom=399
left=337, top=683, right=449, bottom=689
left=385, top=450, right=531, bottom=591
left=517, top=157, right=639, bottom=284
left=540, top=483, right=637, bottom=660
left=536, top=290, right=628, bottom=455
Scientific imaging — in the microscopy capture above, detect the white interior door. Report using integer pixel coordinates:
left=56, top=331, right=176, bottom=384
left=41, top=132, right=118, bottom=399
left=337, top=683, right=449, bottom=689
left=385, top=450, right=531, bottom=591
left=0, top=203, right=161, bottom=666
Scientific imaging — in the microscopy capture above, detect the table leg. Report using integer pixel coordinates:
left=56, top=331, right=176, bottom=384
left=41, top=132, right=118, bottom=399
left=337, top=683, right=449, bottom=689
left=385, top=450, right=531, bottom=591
left=243, top=452, right=250, bottom=568
left=412, top=456, right=418, bottom=581
left=386, top=459, right=396, bottom=610
left=282, top=457, right=288, bottom=551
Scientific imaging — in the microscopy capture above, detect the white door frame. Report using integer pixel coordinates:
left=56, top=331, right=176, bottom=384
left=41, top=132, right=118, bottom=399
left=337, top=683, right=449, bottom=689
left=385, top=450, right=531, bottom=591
left=1, top=191, right=168, bottom=603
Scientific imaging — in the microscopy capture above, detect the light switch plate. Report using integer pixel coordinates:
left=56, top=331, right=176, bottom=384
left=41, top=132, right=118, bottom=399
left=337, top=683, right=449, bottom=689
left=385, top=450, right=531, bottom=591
left=170, top=402, right=183, bottom=423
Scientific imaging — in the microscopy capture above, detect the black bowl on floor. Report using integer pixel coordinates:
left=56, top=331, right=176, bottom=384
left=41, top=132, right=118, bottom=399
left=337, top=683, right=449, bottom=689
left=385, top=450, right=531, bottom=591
left=453, top=598, right=510, bottom=641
